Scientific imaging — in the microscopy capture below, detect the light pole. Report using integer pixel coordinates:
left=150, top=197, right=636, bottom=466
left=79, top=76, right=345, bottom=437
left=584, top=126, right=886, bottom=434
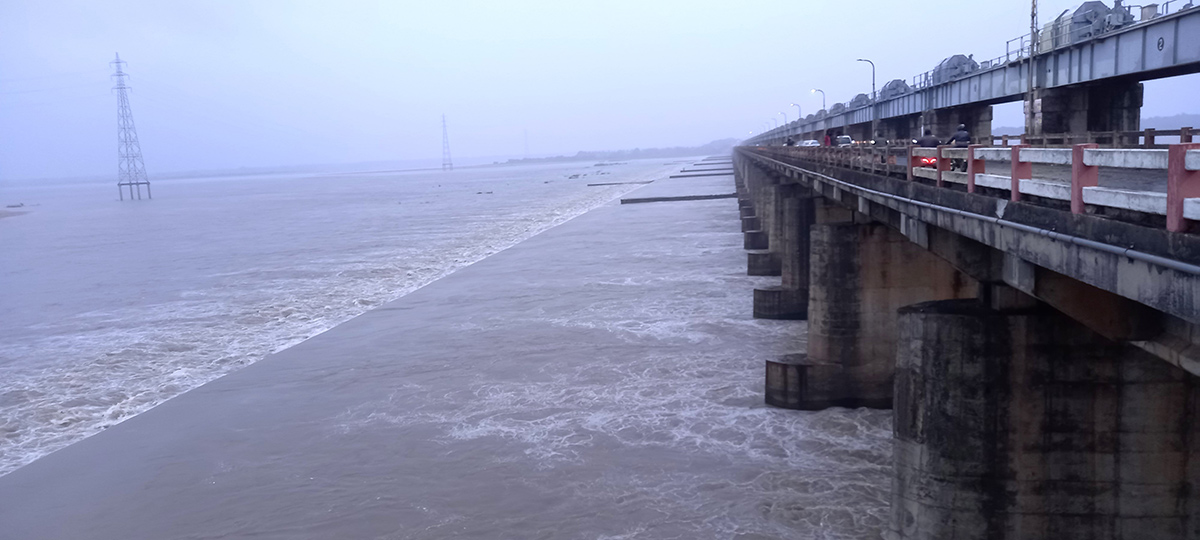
left=856, top=59, right=877, bottom=101
left=790, top=103, right=802, bottom=141
left=779, top=112, right=788, bottom=139
left=812, top=89, right=827, bottom=145
left=857, top=58, right=878, bottom=141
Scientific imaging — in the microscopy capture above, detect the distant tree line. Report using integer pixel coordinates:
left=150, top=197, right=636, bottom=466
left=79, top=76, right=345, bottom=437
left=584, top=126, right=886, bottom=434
left=504, top=138, right=738, bottom=164
left=991, top=114, right=1200, bottom=137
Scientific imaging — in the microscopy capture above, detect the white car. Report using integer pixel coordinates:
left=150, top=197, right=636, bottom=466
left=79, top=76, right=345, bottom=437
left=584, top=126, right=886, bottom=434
left=799, top=139, right=820, bottom=147
left=835, top=135, right=853, bottom=147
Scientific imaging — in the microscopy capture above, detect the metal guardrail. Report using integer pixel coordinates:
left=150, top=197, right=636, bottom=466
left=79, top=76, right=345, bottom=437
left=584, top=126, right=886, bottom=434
left=989, top=127, right=1196, bottom=148
left=751, top=142, right=1200, bottom=233
left=747, top=3, right=1200, bottom=147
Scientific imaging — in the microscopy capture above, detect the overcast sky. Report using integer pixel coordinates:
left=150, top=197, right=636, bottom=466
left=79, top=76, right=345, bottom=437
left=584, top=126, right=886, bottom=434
left=2, top=0, right=1197, bottom=180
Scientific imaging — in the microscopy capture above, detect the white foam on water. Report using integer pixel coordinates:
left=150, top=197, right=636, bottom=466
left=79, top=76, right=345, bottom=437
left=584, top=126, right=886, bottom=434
left=0, top=162, right=676, bottom=477
left=336, top=349, right=892, bottom=539
left=330, top=212, right=892, bottom=538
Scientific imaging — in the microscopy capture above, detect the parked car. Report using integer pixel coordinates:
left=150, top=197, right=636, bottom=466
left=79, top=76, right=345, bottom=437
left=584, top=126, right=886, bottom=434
left=799, top=139, right=820, bottom=147
left=835, top=135, right=853, bottom=147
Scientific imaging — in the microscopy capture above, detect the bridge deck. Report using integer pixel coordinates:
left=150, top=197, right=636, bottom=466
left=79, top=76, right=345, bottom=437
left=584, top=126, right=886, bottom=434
left=739, top=146, right=1200, bottom=372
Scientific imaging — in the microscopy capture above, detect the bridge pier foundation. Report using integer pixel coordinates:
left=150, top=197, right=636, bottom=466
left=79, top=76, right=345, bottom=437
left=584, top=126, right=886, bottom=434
left=880, top=116, right=918, bottom=144
left=753, top=184, right=815, bottom=319
left=923, top=105, right=992, bottom=143
left=890, top=298, right=1200, bottom=540
left=1031, top=82, right=1142, bottom=141
left=741, top=164, right=784, bottom=274
left=799, top=211, right=977, bottom=409
left=738, top=162, right=775, bottom=254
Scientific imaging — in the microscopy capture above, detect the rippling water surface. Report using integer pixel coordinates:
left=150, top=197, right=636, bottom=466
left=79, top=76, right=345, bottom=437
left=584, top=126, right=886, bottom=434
left=0, top=160, right=892, bottom=539
left=0, top=161, right=669, bottom=475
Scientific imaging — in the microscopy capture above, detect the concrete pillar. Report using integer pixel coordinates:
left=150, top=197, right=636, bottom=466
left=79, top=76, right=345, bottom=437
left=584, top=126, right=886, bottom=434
left=848, top=122, right=872, bottom=143
left=753, top=186, right=816, bottom=319
left=923, top=105, right=992, bottom=143
left=742, top=164, right=778, bottom=254
left=890, top=299, right=1200, bottom=540
left=748, top=183, right=786, bottom=276
left=880, top=115, right=918, bottom=144
left=799, top=220, right=977, bottom=409
left=1032, top=82, right=1142, bottom=137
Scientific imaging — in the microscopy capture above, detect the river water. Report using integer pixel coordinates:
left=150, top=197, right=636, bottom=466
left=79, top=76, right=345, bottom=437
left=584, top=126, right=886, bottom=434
left=0, top=160, right=892, bottom=538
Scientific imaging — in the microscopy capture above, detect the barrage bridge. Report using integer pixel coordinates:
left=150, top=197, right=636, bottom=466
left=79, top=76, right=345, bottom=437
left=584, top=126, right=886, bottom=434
left=733, top=2, right=1200, bottom=538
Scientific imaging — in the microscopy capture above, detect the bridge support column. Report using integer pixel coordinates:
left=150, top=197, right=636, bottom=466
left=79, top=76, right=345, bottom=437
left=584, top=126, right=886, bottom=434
left=735, top=157, right=755, bottom=228
left=1031, top=82, right=1142, bottom=140
left=923, top=105, right=992, bottom=143
left=880, top=115, right=918, bottom=144
left=739, top=163, right=771, bottom=251
left=748, top=182, right=785, bottom=276
left=890, top=298, right=1200, bottom=540
left=743, top=165, right=779, bottom=266
left=794, top=211, right=976, bottom=409
left=753, top=185, right=816, bottom=319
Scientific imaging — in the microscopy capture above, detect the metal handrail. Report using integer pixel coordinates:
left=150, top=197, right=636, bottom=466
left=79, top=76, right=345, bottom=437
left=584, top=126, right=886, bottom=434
left=745, top=2, right=1199, bottom=145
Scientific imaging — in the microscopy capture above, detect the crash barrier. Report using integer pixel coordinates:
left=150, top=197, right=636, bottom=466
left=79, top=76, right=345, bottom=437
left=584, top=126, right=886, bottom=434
left=761, top=143, right=1200, bottom=233
left=988, top=127, right=1195, bottom=148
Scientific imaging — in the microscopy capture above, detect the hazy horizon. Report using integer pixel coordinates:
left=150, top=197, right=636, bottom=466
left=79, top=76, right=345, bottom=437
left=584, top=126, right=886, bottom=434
left=3, top=0, right=1198, bottom=181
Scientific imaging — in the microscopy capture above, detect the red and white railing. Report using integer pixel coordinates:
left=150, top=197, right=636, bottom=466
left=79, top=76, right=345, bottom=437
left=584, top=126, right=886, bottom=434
left=759, top=142, right=1200, bottom=233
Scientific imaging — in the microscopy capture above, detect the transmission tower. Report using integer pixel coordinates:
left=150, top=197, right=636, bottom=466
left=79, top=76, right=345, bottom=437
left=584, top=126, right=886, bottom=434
left=111, top=53, right=151, bottom=200
left=441, top=114, right=453, bottom=171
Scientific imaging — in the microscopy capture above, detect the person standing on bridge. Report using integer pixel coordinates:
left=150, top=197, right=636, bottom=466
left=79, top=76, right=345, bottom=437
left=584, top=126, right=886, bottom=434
left=916, top=129, right=940, bottom=147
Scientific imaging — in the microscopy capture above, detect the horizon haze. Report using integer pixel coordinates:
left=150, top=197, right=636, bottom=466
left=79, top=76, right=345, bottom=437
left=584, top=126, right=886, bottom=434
left=2, top=0, right=1197, bottom=181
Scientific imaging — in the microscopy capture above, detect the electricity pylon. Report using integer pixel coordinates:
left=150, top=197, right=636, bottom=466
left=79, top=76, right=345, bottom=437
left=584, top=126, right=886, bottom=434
left=441, top=114, right=453, bottom=171
left=111, top=53, right=151, bottom=200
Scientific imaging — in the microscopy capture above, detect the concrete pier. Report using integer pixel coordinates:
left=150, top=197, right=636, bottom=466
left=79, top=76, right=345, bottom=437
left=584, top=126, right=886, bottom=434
left=804, top=220, right=976, bottom=409
left=752, top=184, right=815, bottom=320
left=890, top=299, right=1200, bottom=539
left=737, top=139, right=1200, bottom=539
left=1031, top=82, right=1143, bottom=137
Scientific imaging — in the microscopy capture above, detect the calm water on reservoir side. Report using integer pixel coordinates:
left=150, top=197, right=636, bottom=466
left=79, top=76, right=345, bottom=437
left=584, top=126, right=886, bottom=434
left=0, top=159, right=892, bottom=538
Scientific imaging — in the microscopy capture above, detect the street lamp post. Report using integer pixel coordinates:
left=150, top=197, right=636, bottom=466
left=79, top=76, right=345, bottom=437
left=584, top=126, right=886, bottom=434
left=779, top=112, right=788, bottom=140
left=857, top=58, right=878, bottom=142
left=790, top=103, right=802, bottom=141
left=812, top=89, right=827, bottom=145
left=856, top=59, right=877, bottom=101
